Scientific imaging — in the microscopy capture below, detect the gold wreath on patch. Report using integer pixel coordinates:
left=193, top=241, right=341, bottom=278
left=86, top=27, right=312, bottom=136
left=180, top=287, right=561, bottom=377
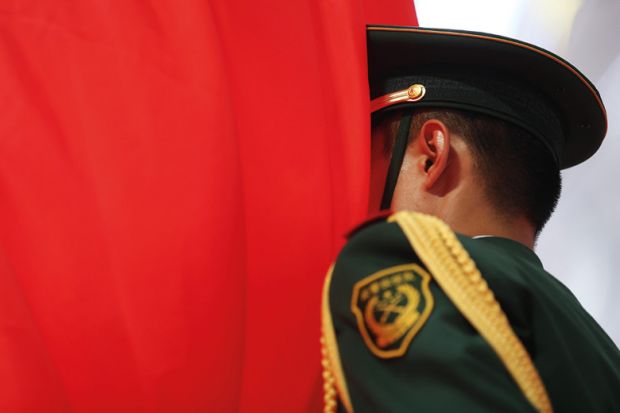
left=351, top=263, right=434, bottom=358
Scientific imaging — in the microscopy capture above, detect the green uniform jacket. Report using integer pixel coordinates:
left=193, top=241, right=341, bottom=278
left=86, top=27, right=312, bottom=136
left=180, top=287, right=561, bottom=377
left=327, top=213, right=620, bottom=412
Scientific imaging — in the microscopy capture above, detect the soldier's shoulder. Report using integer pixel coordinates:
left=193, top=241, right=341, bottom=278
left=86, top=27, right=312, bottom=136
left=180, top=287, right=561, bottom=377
left=345, top=210, right=395, bottom=239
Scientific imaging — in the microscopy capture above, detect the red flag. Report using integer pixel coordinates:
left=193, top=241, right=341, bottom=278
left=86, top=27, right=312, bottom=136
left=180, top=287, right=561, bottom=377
left=0, top=1, right=416, bottom=412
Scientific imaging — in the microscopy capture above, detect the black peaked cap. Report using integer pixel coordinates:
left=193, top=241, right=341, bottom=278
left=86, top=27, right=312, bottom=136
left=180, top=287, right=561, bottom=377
left=367, top=25, right=607, bottom=169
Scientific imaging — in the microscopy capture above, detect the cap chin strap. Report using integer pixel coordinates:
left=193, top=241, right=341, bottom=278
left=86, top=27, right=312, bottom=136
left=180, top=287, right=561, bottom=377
left=380, top=112, right=413, bottom=210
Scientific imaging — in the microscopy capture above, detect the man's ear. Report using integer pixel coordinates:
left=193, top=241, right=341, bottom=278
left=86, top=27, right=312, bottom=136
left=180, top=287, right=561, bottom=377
left=414, top=119, right=451, bottom=190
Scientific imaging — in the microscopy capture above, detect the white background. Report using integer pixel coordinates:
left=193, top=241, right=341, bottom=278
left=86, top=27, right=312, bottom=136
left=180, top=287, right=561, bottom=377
left=416, top=0, right=620, bottom=345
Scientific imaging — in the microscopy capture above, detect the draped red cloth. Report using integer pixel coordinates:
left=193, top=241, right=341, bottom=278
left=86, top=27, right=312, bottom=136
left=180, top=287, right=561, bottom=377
left=0, top=1, right=416, bottom=412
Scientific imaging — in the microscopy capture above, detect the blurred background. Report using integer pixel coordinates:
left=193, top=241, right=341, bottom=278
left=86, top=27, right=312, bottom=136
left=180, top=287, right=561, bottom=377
left=415, top=0, right=620, bottom=345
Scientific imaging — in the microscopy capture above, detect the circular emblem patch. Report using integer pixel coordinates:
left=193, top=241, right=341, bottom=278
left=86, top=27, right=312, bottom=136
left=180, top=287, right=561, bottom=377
left=351, top=263, right=434, bottom=358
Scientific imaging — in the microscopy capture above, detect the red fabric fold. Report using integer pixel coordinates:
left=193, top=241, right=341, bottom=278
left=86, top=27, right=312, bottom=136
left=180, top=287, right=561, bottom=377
left=0, top=1, right=416, bottom=412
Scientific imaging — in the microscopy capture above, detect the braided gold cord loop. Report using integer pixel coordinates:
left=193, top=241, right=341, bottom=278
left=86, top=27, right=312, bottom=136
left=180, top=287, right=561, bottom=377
left=390, top=211, right=553, bottom=413
left=321, top=335, right=338, bottom=413
left=321, top=265, right=354, bottom=413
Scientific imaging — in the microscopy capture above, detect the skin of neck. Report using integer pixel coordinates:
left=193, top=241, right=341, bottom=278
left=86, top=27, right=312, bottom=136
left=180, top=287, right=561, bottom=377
left=370, top=119, right=537, bottom=249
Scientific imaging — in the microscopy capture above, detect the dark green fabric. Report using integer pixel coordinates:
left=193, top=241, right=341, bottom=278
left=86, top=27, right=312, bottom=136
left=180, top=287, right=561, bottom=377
left=329, top=219, right=620, bottom=412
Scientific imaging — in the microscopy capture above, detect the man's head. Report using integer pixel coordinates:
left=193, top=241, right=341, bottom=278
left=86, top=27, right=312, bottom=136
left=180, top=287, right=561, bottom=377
left=366, top=26, right=607, bottom=244
left=370, top=108, right=562, bottom=237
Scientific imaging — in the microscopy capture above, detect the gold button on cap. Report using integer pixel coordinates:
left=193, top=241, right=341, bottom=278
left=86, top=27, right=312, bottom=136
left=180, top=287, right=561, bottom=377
left=407, top=84, right=425, bottom=100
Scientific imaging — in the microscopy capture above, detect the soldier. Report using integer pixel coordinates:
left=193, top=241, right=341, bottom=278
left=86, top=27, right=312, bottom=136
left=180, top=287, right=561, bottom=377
left=321, top=26, right=620, bottom=413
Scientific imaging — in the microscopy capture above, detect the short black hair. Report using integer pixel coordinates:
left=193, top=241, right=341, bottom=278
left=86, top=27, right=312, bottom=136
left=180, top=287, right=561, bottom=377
left=376, top=108, right=562, bottom=235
